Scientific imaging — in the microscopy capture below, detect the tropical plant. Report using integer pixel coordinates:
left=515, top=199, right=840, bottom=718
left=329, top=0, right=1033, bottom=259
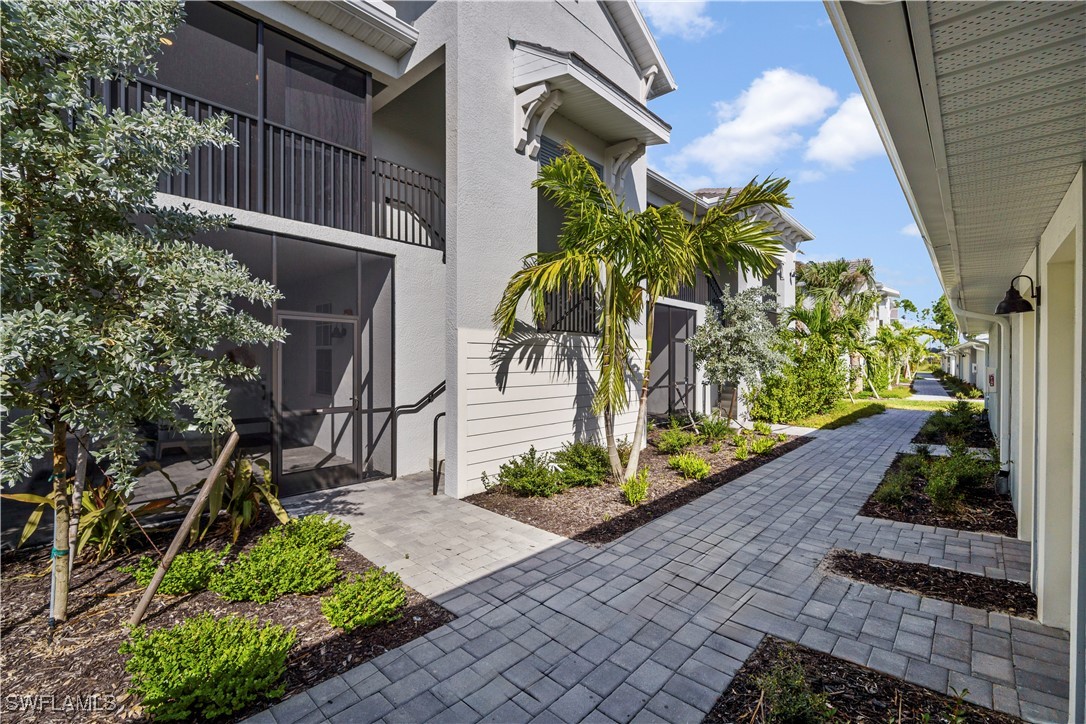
left=189, top=453, right=289, bottom=544
left=747, top=333, right=846, bottom=423
left=0, top=0, right=284, bottom=622
left=668, top=452, right=711, bottom=481
left=620, top=468, right=650, bottom=506
left=923, top=295, right=960, bottom=349
left=688, top=286, right=787, bottom=421
left=493, top=147, right=788, bottom=482
left=480, top=446, right=564, bottom=498
left=655, top=428, right=701, bottom=454
left=697, top=414, right=732, bottom=442
left=552, top=441, right=611, bottom=487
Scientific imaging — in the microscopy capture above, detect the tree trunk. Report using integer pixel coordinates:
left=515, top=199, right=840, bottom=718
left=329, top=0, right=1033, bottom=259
left=50, top=419, right=71, bottom=625
left=68, top=431, right=89, bottom=574
left=603, top=407, right=622, bottom=481
left=623, top=299, right=656, bottom=481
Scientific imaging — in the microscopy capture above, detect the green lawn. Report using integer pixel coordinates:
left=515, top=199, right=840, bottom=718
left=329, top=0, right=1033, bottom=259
left=787, top=397, right=984, bottom=429
left=857, top=385, right=913, bottom=400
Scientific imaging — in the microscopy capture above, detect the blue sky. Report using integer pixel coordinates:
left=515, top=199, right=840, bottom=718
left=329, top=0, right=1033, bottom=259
left=639, top=0, right=942, bottom=312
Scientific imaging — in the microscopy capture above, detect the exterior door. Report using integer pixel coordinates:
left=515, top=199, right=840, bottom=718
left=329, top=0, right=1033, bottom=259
left=274, top=312, right=361, bottom=493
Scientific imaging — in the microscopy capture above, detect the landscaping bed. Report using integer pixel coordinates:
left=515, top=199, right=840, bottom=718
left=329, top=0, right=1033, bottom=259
left=467, top=427, right=811, bottom=546
left=706, top=636, right=1022, bottom=723
left=825, top=549, right=1036, bottom=618
left=913, top=400, right=993, bottom=447
left=0, top=516, right=453, bottom=723
left=861, top=453, right=1016, bottom=536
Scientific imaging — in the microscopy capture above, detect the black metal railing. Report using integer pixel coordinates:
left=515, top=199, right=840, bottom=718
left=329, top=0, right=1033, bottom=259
left=101, top=79, right=445, bottom=251
left=541, top=281, right=597, bottom=335
left=373, top=159, right=446, bottom=252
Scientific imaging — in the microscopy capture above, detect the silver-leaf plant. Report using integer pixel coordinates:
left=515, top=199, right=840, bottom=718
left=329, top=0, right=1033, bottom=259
left=687, top=285, right=787, bottom=419
left=0, top=0, right=284, bottom=622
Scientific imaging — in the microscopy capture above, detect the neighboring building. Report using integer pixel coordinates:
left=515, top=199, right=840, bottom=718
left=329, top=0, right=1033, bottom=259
left=828, top=1, right=1085, bottom=717
left=794, top=257, right=899, bottom=338
left=644, top=172, right=814, bottom=419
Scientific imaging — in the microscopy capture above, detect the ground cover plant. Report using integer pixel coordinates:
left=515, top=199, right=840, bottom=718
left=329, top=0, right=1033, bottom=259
left=914, top=400, right=994, bottom=447
left=862, top=448, right=1014, bottom=535
left=706, top=636, right=1021, bottom=724
left=0, top=515, right=453, bottom=723
left=468, top=424, right=811, bottom=545
left=321, top=568, right=407, bottom=632
left=121, top=548, right=228, bottom=596
left=825, top=549, right=1036, bottom=618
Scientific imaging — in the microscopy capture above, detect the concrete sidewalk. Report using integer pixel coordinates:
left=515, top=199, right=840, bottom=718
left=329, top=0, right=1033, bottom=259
left=254, top=409, right=1067, bottom=724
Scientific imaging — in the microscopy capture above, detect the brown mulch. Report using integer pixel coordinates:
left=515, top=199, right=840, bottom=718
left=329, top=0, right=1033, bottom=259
left=912, top=410, right=995, bottom=448
left=466, top=432, right=812, bottom=546
left=825, top=549, right=1037, bottom=618
left=0, top=516, right=453, bottom=723
left=860, top=454, right=1018, bottom=536
left=706, top=636, right=1022, bottom=723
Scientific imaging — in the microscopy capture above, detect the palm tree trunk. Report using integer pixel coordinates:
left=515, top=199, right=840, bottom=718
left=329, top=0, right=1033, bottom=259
left=623, top=299, right=656, bottom=481
left=50, top=418, right=71, bottom=627
left=604, top=407, right=622, bottom=480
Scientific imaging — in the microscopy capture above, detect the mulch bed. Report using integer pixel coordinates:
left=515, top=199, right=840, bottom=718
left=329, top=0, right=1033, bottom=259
left=860, top=454, right=1018, bottom=536
left=912, top=409, right=995, bottom=448
left=825, top=549, right=1037, bottom=618
left=467, top=432, right=811, bottom=546
left=706, top=636, right=1022, bottom=723
left=0, top=515, right=453, bottom=723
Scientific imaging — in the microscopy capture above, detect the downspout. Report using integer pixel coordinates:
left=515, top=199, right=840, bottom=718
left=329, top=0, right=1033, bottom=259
left=948, top=297, right=1011, bottom=468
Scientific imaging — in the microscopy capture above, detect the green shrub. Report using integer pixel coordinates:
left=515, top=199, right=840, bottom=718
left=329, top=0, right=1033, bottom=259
left=656, top=428, right=700, bottom=454
left=121, top=548, right=227, bottom=596
left=698, top=414, right=731, bottom=441
left=925, top=470, right=961, bottom=512
left=617, top=436, right=632, bottom=467
left=753, top=421, right=773, bottom=436
left=709, top=441, right=723, bottom=454
left=931, top=447, right=998, bottom=492
left=210, top=517, right=346, bottom=604
left=668, top=452, right=711, bottom=481
left=480, top=446, right=563, bottom=498
left=748, top=335, right=846, bottom=424
left=755, top=654, right=835, bottom=723
left=750, top=436, right=776, bottom=455
left=121, top=613, right=294, bottom=722
left=873, top=470, right=910, bottom=507
left=621, top=469, right=650, bottom=506
left=321, top=568, right=406, bottom=631
left=734, top=438, right=750, bottom=461
left=552, top=441, right=610, bottom=488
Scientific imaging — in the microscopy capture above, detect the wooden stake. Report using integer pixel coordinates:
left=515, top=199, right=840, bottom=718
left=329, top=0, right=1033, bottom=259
left=128, top=431, right=238, bottom=629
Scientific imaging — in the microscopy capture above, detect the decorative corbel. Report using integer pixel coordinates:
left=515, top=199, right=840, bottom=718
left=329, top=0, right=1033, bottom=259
left=640, top=64, right=659, bottom=101
left=515, top=83, right=563, bottom=159
left=605, top=138, right=645, bottom=196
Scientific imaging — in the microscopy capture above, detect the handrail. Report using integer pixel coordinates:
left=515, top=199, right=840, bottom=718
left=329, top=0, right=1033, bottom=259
left=389, top=380, right=446, bottom=479
left=432, top=412, right=446, bottom=495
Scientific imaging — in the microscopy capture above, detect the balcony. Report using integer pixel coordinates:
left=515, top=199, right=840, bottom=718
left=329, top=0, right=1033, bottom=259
left=100, top=78, right=445, bottom=253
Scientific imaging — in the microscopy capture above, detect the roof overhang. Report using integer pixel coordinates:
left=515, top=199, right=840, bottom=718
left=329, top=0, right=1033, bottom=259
left=647, top=168, right=710, bottom=214
left=826, top=1, right=1086, bottom=336
left=600, top=1, right=678, bottom=100
left=285, top=0, right=418, bottom=60
left=513, top=41, right=671, bottom=147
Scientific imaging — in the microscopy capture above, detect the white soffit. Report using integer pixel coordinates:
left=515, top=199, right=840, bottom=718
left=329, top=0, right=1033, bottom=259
left=285, top=0, right=418, bottom=61
left=601, top=1, right=678, bottom=99
left=513, top=42, right=671, bottom=146
left=830, top=0, right=1085, bottom=329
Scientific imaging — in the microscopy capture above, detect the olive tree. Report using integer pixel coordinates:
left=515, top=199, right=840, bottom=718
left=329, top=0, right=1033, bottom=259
left=687, top=286, right=787, bottom=421
left=0, top=0, right=283, bottom=623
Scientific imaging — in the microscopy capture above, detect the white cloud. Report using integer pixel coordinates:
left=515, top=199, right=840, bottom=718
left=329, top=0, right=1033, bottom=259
left=639, top=1, right=719, bottom=41
left=900, top=222, right=921, bottom=237
left=662, top=68, right=837, bottom=183
left=804, top=94, right=883, bottom=169
left=796, top=169, right=826, bottom=183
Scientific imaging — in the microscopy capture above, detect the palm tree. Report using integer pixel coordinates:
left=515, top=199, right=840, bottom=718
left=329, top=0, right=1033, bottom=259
left=493, top=147, right=789, bottom=481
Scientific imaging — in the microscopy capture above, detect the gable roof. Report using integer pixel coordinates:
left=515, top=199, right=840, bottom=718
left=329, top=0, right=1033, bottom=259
left=600, top=1, right=678, bottom=100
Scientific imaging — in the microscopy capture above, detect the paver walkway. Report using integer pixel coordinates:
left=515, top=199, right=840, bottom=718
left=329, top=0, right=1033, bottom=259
left=253, top=409, right=1069, bottom=724
left=911, top=372, right=954, bottom=401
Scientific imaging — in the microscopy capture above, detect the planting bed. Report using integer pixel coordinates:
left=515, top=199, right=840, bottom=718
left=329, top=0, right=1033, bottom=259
left=467, top=431, right=810, bottom=545
left=706, top=636, right=1022, bottom=723
left=861, top=453, right=1017, bottom=536
left=0, top=517, right=453, bottom=723
left=825, top=549, right=1036, bottom=618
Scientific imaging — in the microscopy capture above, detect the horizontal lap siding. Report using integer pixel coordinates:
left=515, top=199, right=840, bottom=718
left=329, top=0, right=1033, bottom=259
left=462, top=333, right=640, bottom=487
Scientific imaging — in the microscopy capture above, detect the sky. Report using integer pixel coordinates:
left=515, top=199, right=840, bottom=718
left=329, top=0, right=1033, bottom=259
left=638, top=0, right=943, bottom=312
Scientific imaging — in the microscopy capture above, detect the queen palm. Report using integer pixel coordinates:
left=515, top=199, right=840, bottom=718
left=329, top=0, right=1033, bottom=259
left=494, top=147, right=789, bottom=480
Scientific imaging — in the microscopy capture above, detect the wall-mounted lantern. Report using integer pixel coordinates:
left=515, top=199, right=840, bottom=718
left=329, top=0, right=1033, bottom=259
left=995, top=275, right=1040, bottom=314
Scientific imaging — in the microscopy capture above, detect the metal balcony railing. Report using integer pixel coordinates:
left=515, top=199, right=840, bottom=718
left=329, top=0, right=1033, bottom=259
left=99, top=79, right=445, bottom=253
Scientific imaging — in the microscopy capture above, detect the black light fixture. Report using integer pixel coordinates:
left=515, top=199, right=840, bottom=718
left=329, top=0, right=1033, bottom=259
left=995, top=274, right=1039, bottom=314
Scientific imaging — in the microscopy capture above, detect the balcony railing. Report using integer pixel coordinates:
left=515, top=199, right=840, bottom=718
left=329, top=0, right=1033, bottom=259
left=541, top=281, right=597, bottom=335
left=100, top=79, right=444, bottom=252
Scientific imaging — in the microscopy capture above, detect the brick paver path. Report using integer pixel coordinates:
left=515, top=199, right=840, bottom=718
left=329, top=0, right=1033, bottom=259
left=252, top=409, right=1069, bottom=724
left=911, top=372, right=954, bottom=401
